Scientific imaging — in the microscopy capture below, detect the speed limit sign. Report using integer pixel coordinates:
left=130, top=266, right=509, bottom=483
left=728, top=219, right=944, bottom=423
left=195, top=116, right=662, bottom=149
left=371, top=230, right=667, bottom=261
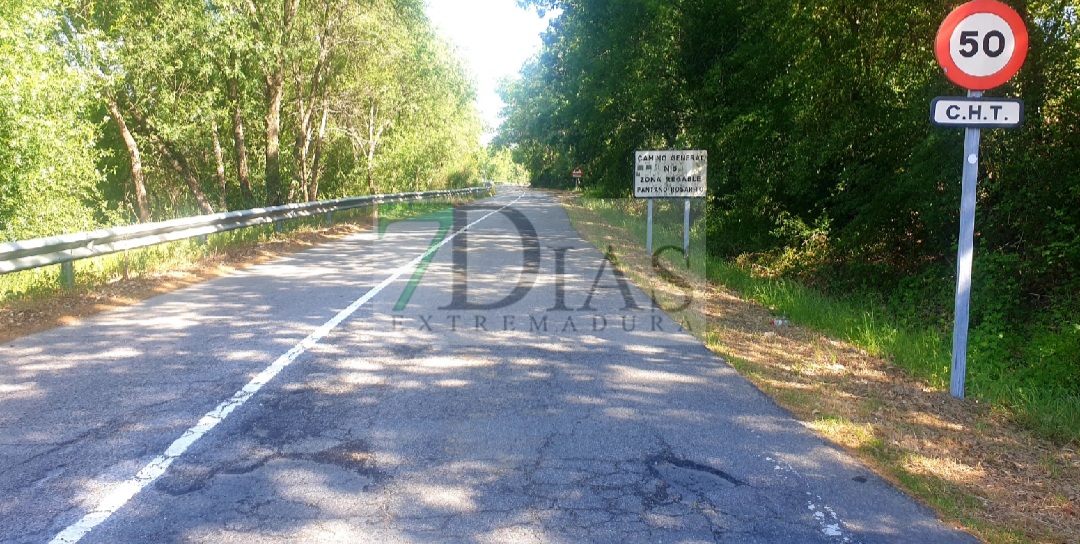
left=933, top=1, right=1028, bottom=400
left=935, top=0, right=1028, bottom=90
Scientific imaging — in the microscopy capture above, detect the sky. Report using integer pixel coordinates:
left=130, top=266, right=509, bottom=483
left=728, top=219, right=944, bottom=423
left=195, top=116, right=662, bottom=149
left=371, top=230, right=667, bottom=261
left=425, top=0, right=556, bottom=144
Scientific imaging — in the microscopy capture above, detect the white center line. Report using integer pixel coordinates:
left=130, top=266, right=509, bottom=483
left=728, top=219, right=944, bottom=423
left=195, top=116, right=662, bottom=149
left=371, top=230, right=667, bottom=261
left=50, top=191, right=526, bottom=544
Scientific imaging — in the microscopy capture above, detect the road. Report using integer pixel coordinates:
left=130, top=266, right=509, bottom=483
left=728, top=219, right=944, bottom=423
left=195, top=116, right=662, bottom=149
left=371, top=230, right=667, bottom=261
left=0, top=188, right=975, bottom=543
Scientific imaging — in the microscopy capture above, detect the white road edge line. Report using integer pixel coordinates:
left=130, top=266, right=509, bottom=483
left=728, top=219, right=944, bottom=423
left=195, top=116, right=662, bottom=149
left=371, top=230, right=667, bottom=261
left=49, top=191, right=526, bottom=544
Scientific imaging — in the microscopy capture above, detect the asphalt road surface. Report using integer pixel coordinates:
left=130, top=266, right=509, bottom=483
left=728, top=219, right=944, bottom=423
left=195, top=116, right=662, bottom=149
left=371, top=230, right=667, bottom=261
left=0, top=188, right=976, bottom=543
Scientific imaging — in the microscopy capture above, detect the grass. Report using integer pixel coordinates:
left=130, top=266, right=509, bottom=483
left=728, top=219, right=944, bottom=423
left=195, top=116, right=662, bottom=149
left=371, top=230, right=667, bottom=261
left=1, top=237, right=211, bottom=303
left=705, top=258, right=952, bottom=387
left=717, top=259, right=1080, bottom=447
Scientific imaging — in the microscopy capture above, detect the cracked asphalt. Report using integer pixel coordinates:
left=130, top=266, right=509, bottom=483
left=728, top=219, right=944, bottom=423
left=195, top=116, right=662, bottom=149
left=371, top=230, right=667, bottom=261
left=0, top=188, right=977, bottom=543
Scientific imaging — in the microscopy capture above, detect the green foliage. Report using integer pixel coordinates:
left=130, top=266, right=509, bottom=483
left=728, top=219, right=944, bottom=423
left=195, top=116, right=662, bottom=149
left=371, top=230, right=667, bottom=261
left=335, top=1, right=482, bottom=196
left=503, top=0, right=1080, bottom=443
left=0, top=1, right=111, bottom=241
left=480, top=146, right=529, bottom=184
left=0, top=0, right=485, bottom=239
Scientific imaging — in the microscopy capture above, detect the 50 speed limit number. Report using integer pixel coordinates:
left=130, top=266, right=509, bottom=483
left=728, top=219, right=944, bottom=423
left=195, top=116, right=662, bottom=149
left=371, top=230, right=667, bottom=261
left=935, top=0, right=1028, bottom=90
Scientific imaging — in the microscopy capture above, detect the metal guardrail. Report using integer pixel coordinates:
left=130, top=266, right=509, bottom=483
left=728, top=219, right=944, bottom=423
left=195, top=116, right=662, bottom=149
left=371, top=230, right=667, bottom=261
left=0, top=186, right=492, bottom=275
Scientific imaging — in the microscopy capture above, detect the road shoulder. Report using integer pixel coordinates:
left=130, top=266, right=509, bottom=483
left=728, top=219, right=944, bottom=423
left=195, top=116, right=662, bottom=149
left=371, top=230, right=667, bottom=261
left=560, top=193, right=1078, bottom=544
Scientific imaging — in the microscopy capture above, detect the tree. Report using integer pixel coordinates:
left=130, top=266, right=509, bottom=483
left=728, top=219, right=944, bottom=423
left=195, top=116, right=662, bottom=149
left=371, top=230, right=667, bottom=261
left=338, top=0, right=480, bottom=195
left=0, top=0, right=107, bottom=240
left=2, top=0, right=486, bottom=242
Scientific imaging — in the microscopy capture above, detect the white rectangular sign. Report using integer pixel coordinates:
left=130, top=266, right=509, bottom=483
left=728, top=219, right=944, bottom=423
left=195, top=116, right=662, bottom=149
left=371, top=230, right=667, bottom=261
left=931, top=97, right=1024, bottom=129
left=634, top=150, right=707, bottom=198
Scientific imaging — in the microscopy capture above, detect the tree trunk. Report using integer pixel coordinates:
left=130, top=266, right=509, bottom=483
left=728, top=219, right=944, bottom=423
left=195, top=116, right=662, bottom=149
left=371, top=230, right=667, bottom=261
left=264, top=70, right=285, bottom=206
left=126, top=103, right=216, bottom=215
left=263, top=0, right=301, bottom=207
left=308, top=104, right=329, bottom=202
left=292, top=102, right=309, bottom=202
left=106, top=97, right=150, bottom=222
left=367, top=103, right=377, bottom=195
left=212, top=120, right=227, bottom=210
left=156, top=139, right=217, bottom=215
left=296, top=15, right=333, bottom=203
left=228, top=77, right=253, bottom=205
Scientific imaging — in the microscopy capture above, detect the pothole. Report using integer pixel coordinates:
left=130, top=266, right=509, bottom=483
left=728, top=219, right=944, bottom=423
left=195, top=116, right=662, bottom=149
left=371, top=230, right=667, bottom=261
left=389, top=344, right=432, bottom=359
left=290, top=439, right=389, bottom=486
left=641, top=454, right=746, bottom=510
left=155, top=440, right=388, bottom=496
left=649, top=454, right=745, bottom=489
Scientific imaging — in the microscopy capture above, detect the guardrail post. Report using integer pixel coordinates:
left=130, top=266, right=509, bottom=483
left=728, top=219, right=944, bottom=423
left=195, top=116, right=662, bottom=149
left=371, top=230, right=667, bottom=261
left=196, top=234, right=208, bottom=246
left=60, top=259, right=75, bottom=290
left=274, top=220, right=283, bottom=234
left=325, top=211, right=333, bottom=226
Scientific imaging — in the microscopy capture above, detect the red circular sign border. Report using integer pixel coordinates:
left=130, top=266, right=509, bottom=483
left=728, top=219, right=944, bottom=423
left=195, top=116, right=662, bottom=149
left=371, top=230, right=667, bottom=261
left=935, top=0, right=1029, bottom=91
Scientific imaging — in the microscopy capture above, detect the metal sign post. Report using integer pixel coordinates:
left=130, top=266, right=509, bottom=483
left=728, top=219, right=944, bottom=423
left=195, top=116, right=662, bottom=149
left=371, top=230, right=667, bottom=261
left=634, top=150, right=707, bottom=260
left=934, top=0, right=1028, bottom=399
left=950, top=89, right=982, bottom=399
left=647, top=199, right=654, bottom=255
left=683, top=198, right=691, bottom=262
